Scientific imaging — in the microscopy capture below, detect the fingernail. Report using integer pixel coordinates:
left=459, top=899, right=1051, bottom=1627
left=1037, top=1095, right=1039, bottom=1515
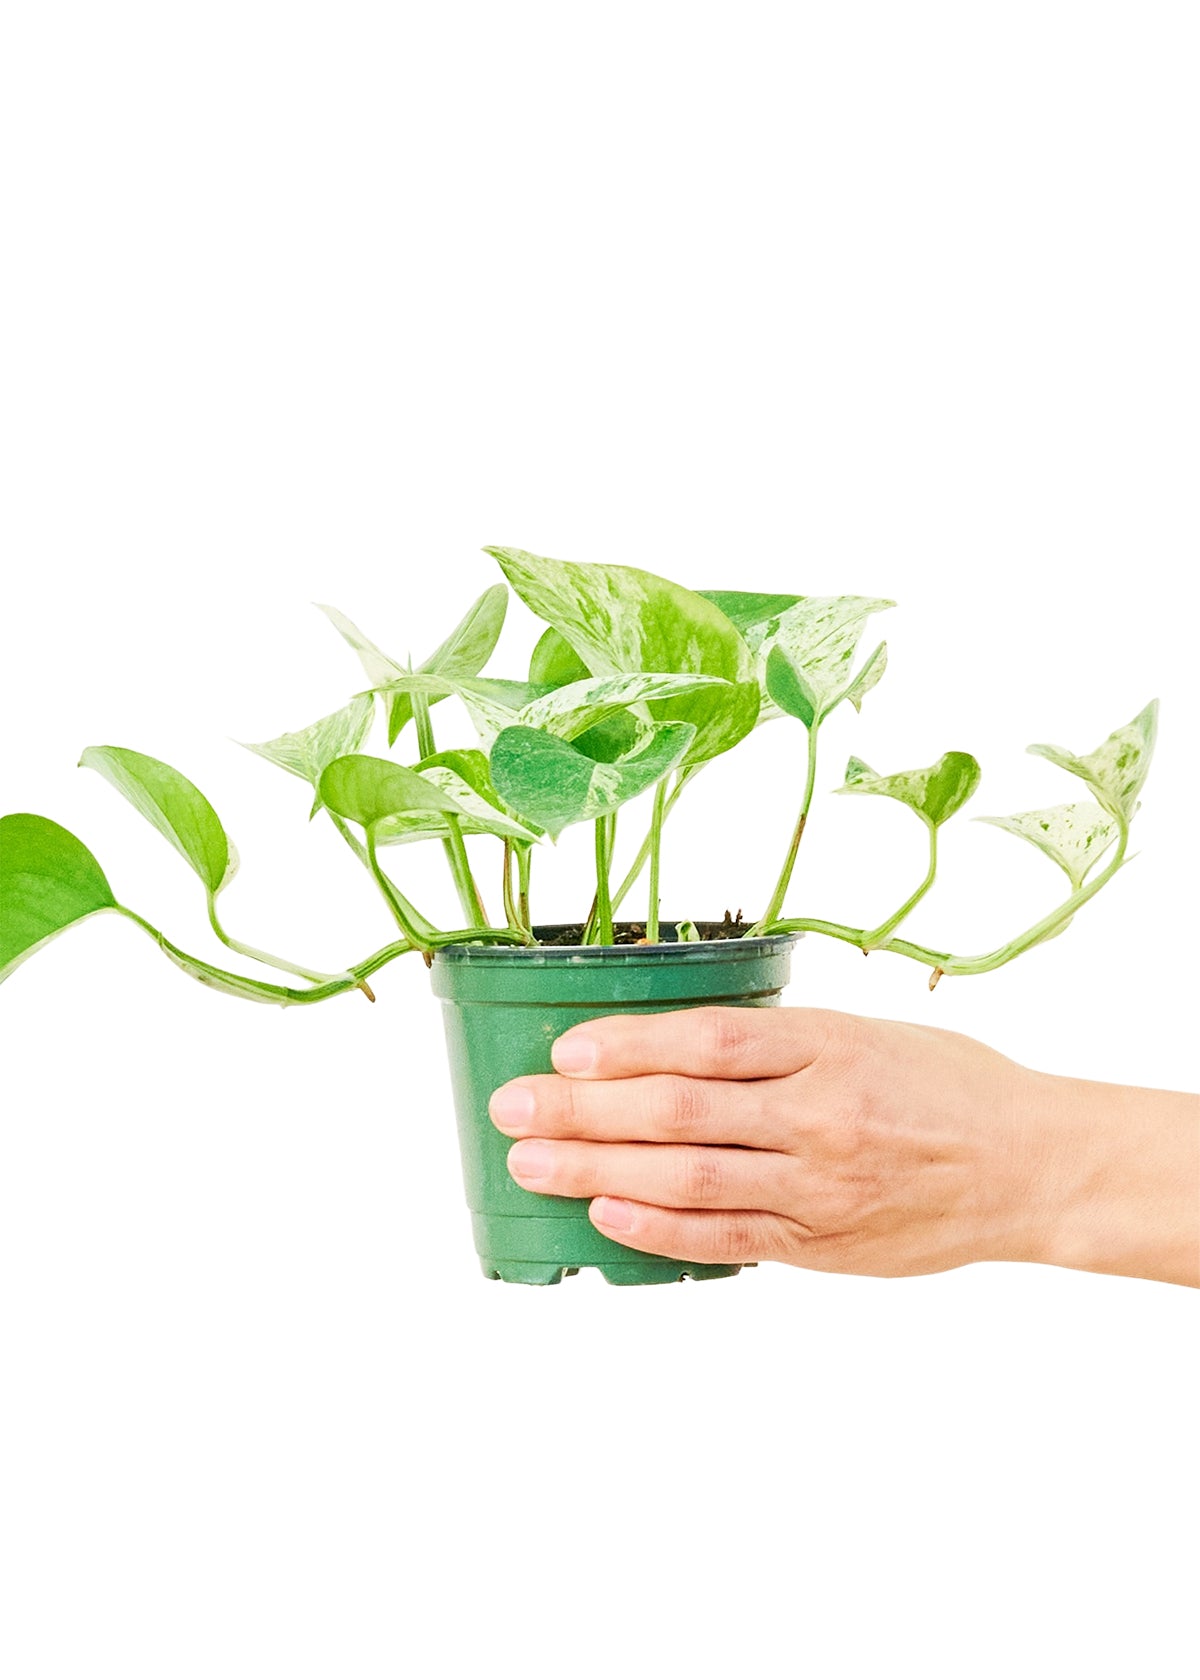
left=489, top=1084, right=536, bottom=1132
left=508, top=1140, right=553, bottom=1182
left=591, top=1196, right=636, bottom=1234
left=552, top=1034, right=597, bottom=1074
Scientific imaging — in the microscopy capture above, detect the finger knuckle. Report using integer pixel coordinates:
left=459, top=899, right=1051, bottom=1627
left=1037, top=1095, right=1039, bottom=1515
left=654, top=1075, right=710, bottom=1138
left=695, top=1006, right=752, bottom=1069
left=676, top=1147, right=726, bottom=1205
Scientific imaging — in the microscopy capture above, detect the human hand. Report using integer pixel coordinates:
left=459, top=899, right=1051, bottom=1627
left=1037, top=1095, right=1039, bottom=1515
left=487, top=1007, right=1200, bottom=1286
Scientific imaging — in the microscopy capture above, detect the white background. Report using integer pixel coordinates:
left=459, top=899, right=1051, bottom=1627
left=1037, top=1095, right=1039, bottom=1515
left=1, top=4, right=1197, bottom=1676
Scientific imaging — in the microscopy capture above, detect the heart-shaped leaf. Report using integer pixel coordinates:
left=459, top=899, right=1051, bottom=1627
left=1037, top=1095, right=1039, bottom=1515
left=490, top=722, right=696, bottom=840
left=487, top=547, right=759, bottom=764
left=839, top=751, right=982, bottom=827
left=80, top=745, right=236, bottom=896
left=319, top=754, right=473, bottom=832
left=1028, top=702, right=1158, bottom=820
left=0, top=814, right=119, bottom=983
left=375, top=750, right=541, bottom=846
left=319, top=585, right=508, bottom=745
left=976, top=802, right=1119, bottom=890
left=242, top=693, right=376, bottom=815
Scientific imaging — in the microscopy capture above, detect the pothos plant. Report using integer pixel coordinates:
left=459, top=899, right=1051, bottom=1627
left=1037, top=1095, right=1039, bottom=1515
left=0, top=548, right=1157, bottom=1001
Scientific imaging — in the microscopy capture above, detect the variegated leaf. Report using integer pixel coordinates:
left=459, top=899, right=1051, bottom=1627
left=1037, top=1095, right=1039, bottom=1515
left=490, top=721, right=697, bottom=840
left=759, top=595, right=895, bottom=723
left=843, top=641, right=889, bottom=713
left=839, top=751, right=981, bottom=827
left=242, top=693, right=376, bottom=815
left=486, top=547, right=759, bottom=764
left=318, top=585, right=507, bottom=745
left=976, top=803, right=1119, bottom=890
left=517, top=672, right=731, bottom=742
left=1028, top=701, right=1158, bottom=820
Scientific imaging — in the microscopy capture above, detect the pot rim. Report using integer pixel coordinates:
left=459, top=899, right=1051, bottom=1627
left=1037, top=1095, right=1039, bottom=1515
left=434, top=922, right=801, bottom=964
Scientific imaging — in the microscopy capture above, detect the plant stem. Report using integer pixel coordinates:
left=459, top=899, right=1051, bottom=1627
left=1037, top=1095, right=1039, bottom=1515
left=412, top=687, right=488, bottom=927
left=329, top=810, right=370, bottom=867
left=593, top=814, right=615, bottom=945
left=766, top=810, right=1131, bottom=982
left=646, top=776, right=668, bottom=943
left=366, top=831, right=442, bottom=951
left=517, top=844, right=532, bottom=931
left=752, top=723, right=820, bottom=934
left=206, top=894, right=346, bottom=985
left=118, top=907, right=397, bottom=1005
left=502, top=839, right=520, bottom=929
left=612, top=765, right=698, bottom=914
left=859, top=821, right=938, bottom=951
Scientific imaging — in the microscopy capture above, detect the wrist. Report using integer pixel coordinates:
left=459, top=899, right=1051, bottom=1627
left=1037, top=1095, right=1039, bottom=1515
left=1026, top=1072, right=1200, bottom=1288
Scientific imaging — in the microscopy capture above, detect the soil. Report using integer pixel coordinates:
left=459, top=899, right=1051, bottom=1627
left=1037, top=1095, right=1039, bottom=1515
left=539, top=910, right=754, bottom=946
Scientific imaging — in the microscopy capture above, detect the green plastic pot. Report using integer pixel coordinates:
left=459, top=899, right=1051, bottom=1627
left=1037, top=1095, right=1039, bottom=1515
left=430, top=925, right=797, bottom=1286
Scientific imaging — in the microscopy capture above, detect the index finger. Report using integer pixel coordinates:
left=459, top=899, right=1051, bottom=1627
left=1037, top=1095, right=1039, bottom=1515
left=549, top=1005, right=845, bottom=1080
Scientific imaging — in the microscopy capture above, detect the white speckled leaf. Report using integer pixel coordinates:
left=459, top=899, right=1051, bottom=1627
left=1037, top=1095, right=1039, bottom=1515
left=761, top=596, right=895, bottom=722
left=839, top=751, right=981, bottom=827
left=318, top=586, right=507, bottom=745
left=518, top=673, right=730, bottom=742
left=1028, top=701, right=1158, bottom=820
left=842, top=641, right=889, bottom=713
left=976, top=803, right=1119, bottom=890
left=486, top=548, right=759, bottom=764
left=80, top=745, right=236, bottom=895
left=490, top=722, right=697, bottom=840
left=242, top=694, right=376, bottom=816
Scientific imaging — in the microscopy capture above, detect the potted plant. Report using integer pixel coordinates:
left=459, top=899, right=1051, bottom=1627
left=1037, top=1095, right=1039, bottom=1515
left=0, top=547, right=1157, bottom=1284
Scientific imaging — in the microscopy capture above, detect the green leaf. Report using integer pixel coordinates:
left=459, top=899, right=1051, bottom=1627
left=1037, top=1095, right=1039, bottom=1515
left=1028, top=702, right=1158, bottom=820
left=764, top=644, right=818, bottom=727
left=976, top=803, right=1120, bottom=891
left=490, top=722, right=697, bottom=840
left=375, top=750, right=541, bottom=846
left=839, top=751, right=982, bottom=827
left=0, top=814, right=119, bottom=983
left=677, top=919, right=703, bottom=943
left=319, top=585, right=508, bottom=745
left=242, top=694, right=375, bottom=816
left=517, top=672, right=732, bottom=742
left=529, top=627, right=590, bottom=687
left=759, top=596, right=895, bottom=724
left=487, top=547, right=759, bottom=764
left=319, top=754, right=472, bottom=832
left=80, top=745, right=235, bottom=896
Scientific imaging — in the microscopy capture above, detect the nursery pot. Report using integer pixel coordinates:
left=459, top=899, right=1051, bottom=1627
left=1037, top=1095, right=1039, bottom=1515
left=430, top=925, right=798, bottom=1286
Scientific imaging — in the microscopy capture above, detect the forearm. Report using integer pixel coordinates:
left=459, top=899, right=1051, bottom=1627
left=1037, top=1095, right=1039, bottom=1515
left=1031, top=1073, right=1200, bottom=1288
